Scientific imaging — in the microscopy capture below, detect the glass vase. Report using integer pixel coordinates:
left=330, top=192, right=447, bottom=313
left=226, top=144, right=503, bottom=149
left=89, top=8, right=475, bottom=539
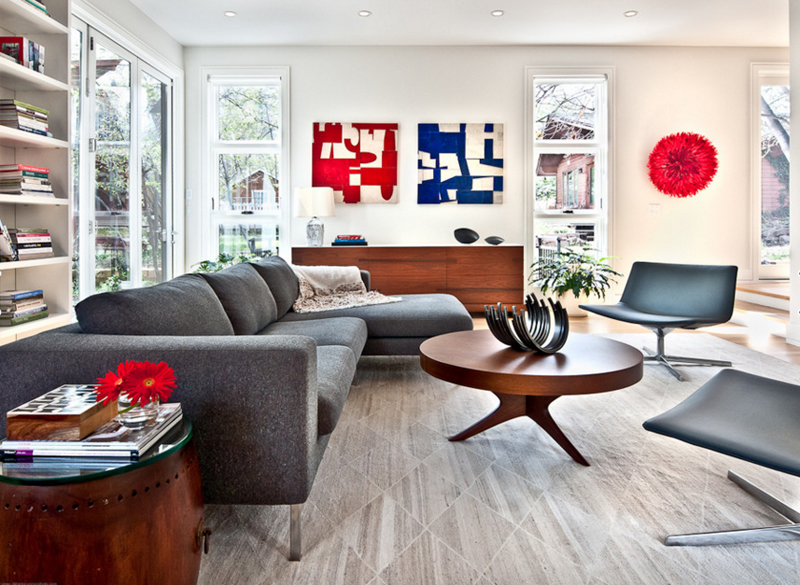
left=117, top=393, right=160, bottom=429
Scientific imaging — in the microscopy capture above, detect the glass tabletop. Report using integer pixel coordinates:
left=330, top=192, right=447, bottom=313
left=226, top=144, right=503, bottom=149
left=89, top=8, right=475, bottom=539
left=0, top=419, right=192, bottom=486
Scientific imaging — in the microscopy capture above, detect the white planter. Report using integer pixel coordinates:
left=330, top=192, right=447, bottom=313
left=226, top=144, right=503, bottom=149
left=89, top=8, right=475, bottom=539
left=556, top=291, right=589, bottom=318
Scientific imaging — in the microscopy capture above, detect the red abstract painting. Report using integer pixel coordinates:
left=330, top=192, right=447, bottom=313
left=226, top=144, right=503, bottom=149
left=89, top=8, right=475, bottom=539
left=312, top=123, right=398, bottom=204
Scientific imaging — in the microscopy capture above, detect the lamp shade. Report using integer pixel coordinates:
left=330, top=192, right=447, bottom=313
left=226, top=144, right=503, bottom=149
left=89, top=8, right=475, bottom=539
left=297, top=187, right=335, bottom=218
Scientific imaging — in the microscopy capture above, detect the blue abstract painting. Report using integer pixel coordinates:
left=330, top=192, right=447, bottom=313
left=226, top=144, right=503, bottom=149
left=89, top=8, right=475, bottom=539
left=418, top=123, right=504, bottom=204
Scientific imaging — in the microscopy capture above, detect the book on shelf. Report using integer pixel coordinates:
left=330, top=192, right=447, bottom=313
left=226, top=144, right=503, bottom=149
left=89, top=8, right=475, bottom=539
left=9, top=229, right=52, bottom=243
left=0, top=99, right=50, bottom=136
left=332, top=238, right=368, bottom=246
left=0, top=309, right=48, bottom=327
left=0, top=218, right=16, bottom=261
left=0, top=289, right=44, bottom=301
left=0, top=164, right=49, bottom=174
left=0, top=37, right=45, bottom=73
left=5, top=384, right=117, bottom=441
left=0, top=403, right=183, bottom=458
left=22, top=0, right=48, bottom=15
left=0, top=296, right=44, bottom=312
left=0, top=304, right=47, bottom=319
left=336, top=234, right=364, bottom=240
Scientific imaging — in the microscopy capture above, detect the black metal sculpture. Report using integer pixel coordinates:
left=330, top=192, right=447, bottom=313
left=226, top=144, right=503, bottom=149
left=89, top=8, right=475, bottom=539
left=484, top=293, right=569, bottom=354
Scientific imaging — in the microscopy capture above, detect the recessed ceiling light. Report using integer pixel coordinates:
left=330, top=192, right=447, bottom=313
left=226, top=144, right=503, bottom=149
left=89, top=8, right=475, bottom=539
left=624, top=10, right=638, bottom=17
left=358, top=10, right=372, bottom=17
left=491, top=10, right=505, bottom=17
left=223, top=11, right=237, bottom=17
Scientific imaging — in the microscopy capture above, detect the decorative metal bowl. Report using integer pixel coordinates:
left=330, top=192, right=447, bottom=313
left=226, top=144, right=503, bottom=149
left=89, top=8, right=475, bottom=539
left=484, top=236, right=504, bottom=246
left=454, top=228, right=480, bottom=244
left=484, top=293, right=569, bottom=354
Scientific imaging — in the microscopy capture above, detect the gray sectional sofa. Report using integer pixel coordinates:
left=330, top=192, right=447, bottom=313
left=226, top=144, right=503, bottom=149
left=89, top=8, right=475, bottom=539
left=0, top=256, right=472, bottom=559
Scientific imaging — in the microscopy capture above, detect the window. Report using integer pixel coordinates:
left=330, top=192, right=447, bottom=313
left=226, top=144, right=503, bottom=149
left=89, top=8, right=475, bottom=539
left=752, top=64, right=790, bottom=280
left=204, top=71, right=290, bottom=259
left=526, top=70, right=611, bottom=270
left=71, top=18, right=176, bottom=301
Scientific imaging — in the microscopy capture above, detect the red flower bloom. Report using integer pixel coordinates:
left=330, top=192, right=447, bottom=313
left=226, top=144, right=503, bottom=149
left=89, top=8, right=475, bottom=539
left=95, top=360, right=135, bottom=405
left=647, top=132, right=718, bottom=197
left=122, top=361, right=176, bottom=406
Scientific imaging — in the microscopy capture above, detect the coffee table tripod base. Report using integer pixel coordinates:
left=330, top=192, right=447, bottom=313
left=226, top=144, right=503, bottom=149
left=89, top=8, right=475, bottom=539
left=448, top=392, right=590, bottom=467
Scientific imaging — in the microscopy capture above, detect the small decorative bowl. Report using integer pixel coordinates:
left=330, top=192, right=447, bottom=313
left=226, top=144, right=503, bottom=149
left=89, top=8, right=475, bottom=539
left=454, top=228, right=480, bottom=244
left=484, top=236, right=504, bottom=246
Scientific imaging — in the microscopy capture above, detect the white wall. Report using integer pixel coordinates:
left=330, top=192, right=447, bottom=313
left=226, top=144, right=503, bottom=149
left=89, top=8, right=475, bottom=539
left=183, top=44, right=787, bottom=285
left=76, top=0, right=183, bottom=69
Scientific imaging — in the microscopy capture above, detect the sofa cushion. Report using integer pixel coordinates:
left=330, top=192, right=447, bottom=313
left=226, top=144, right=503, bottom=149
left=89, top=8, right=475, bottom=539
left=75, top=274, right=235, bottom=336
left=258, top=317, right=367, bottom=357
left=200, top=263, right=278, bottom=335
left=249, top=256, right=299, bottom=318
left=316, top=345, right=357, bottom=436
left=279, top=293, right=473, bottom=338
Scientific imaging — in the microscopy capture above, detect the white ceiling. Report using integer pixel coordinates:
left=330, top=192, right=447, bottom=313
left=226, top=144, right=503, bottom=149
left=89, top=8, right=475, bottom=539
left=127, top=0, right=789, bottom=48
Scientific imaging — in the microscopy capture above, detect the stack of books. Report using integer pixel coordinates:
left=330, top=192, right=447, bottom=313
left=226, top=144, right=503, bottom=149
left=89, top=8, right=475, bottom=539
left=332, top=234, right=368, bottom=246
left=0, top=289, right=48, bottom=327
left=21, top=0, right=48, bottom=14
left=0, top=100, right=50, bottom=137
left=9, top=228, right=54, bottom=259
left=0, top=37, right=45, bottom=73
left=1, top=384, right=183, bottom=459
left=0, top=164, right=53, bottom=197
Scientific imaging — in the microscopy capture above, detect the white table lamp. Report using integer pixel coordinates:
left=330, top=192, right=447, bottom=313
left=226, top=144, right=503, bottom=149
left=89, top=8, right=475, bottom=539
left=297, top=187, right=335, bottom=246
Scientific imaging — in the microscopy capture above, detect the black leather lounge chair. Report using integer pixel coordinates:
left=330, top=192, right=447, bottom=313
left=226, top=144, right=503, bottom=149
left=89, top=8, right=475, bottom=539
left=580, top=261, right=738, bottom=381
left=644, top=369, right=800, bottom=546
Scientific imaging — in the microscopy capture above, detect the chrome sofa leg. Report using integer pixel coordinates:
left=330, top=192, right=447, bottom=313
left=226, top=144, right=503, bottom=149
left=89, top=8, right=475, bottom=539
left=664, top=471, right=800, bottom=546
left=289, top=503, right=302, bottom=561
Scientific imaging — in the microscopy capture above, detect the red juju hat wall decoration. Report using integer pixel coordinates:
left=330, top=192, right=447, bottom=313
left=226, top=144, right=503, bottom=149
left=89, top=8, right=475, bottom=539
left=647, top=132, right=719, bottom=198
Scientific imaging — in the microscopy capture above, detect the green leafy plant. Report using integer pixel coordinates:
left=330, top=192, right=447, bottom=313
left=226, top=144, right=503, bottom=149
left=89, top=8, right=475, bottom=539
left=192, top=251, right=271, bottom=273
left=529, top=247, right=622, bottom=300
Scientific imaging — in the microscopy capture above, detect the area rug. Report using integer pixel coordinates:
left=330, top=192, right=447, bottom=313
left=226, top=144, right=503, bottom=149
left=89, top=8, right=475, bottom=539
left=198, top=333, right=800, bottom=585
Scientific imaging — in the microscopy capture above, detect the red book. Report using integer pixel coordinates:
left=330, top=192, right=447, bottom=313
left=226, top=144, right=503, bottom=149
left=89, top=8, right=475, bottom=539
left=0, top=164, right=49, bottom=174
left=0, top=37, right=29, bottom=67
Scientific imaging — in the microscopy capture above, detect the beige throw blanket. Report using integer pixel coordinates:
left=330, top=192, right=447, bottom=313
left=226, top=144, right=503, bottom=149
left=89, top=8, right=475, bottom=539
left=291, top=264, right=401, bottom=313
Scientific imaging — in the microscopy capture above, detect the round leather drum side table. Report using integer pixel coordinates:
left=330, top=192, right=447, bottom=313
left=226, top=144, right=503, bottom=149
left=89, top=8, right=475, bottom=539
left=0, top=419, right=206, bottom=585
left=420, top=330, right=644, bottom=466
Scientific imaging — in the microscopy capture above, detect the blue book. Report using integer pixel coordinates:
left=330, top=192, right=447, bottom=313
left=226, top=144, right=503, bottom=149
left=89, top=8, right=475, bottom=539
left=0, top=289, right=44, bottom=301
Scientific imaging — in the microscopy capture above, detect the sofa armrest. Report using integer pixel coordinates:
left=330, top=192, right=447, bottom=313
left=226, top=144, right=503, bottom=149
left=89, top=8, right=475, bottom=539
left=0, top=331, right=321, bottom=505
left=360, top=269, right=371, bottom=291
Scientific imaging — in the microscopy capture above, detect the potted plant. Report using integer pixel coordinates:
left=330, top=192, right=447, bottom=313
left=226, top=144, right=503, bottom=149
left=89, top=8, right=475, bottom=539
left=528, top=247, right=623, bottom=317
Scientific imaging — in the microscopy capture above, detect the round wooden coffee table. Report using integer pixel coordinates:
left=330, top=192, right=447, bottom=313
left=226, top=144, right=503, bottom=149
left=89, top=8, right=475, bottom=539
left=419, top=330, right=644, bottom=466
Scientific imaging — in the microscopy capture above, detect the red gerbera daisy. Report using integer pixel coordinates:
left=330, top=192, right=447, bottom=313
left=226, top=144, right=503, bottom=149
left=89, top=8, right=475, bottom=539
left=122, top=361, right=177, bottom=406
left=95, top=360, right=136, bottom=405
left=647, top=132, right=718, bottom=197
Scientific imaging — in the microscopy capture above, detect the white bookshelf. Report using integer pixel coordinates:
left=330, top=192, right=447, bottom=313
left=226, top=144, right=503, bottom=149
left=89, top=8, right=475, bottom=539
left=0, top=0, right=72, bottom=344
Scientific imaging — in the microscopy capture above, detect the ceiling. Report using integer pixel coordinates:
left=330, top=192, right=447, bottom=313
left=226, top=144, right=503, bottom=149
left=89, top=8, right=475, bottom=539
left=127, top=0, right=789, bottom=48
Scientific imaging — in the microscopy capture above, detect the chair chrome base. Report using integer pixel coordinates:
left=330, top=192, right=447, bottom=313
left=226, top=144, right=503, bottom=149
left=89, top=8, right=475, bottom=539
left=642, top=328, right=731, bottom=381
left=289, top=503, right=303, bottom=561
left=664, top=471, right=800, bottom=546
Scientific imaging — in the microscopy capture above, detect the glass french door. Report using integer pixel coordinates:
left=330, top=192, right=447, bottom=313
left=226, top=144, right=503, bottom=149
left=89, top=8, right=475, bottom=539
left=71, top=22, right=173, bottom=300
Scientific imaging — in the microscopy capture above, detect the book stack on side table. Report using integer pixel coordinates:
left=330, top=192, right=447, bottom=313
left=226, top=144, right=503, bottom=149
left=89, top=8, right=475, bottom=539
left=332, top=234, right=368, bottom=246
left=1, top=385, right=183, bottom=459
left=0, top=289, right=47, bottom=327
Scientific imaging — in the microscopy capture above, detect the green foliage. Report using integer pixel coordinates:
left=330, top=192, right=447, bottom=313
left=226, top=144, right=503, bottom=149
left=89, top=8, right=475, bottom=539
left=192, top=251, right=272, bottom=274
left=529, top=248, right=622, bottom=300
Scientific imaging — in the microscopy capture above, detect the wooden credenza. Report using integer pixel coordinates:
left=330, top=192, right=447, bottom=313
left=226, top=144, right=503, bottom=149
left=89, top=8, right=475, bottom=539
left=292, top=245, right=524, bottom=312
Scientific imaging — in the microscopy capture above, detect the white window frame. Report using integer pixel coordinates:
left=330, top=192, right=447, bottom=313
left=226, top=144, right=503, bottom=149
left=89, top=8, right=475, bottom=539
left=751, top=63, right=790, bottom=281
left=201, top=67, right=291, bottom=261
left=71, top=1, right=185, bottom=277
left=524, top=67, right=614, bottom=287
